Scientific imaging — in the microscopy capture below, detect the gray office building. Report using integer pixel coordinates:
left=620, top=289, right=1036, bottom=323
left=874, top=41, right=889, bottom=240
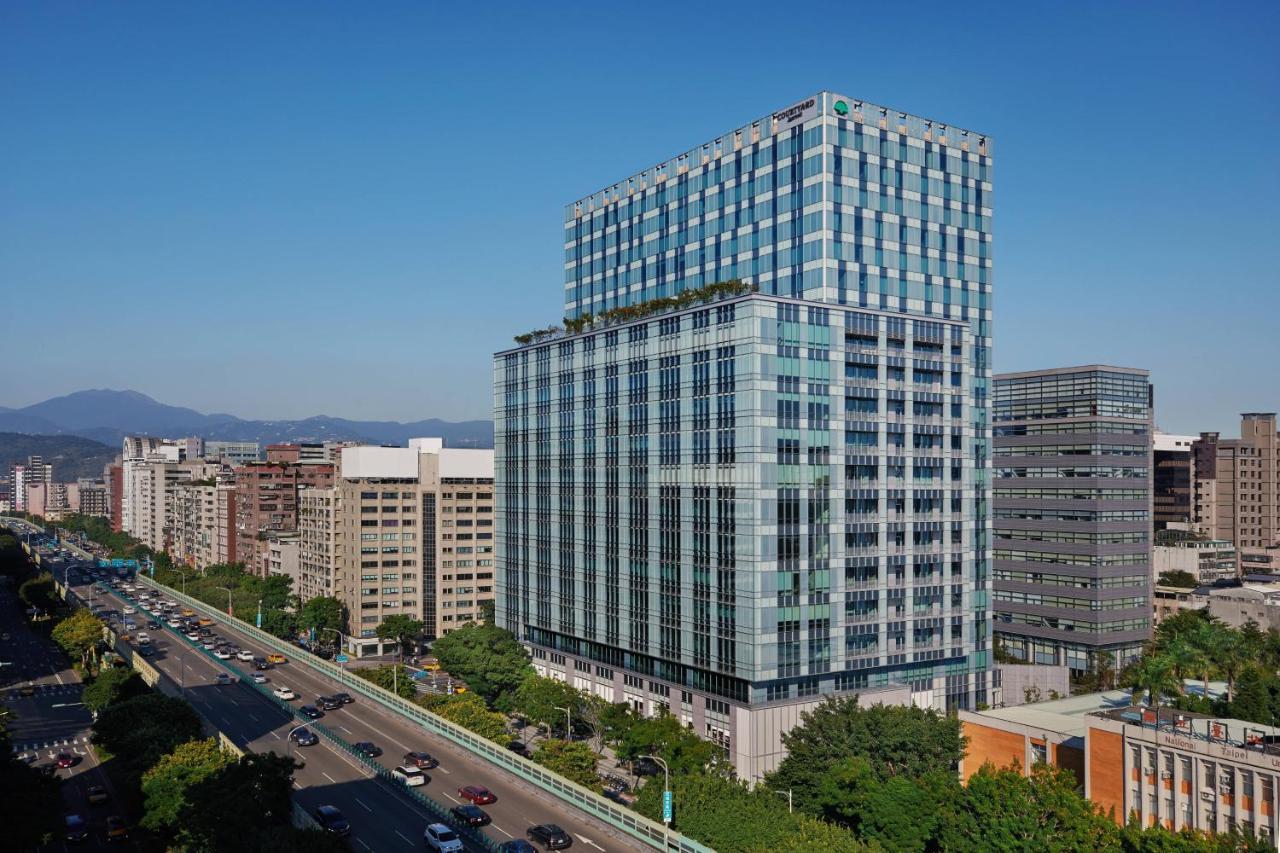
left=992, top=366, right=1153, bottom=674
left=496, top=91, right=993, bottom=780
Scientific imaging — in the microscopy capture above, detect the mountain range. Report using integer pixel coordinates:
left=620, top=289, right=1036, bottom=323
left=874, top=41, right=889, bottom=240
left=0, top=390, right=494, bottom=449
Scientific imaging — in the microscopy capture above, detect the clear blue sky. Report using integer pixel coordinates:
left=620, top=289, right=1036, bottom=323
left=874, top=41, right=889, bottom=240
left=2, top=1, right=1276, bottom=434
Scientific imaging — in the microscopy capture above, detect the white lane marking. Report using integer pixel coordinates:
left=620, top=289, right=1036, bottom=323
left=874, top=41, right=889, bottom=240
left=578, top=836, right=606, bottom=851
left=322, top=772, right=338, bottom=783
left=442, top=791, right=460, bottom=803
left=354, top=797, right=372, bottom=812
left=437, top=766, right=451, bottom=774
left=53, top=670, right=64, bottom=685
left=493, top=825, right=513, bottom=838
left=338, top=726, right=352, bottom=734
left=356, top=840, right=371, bottom=851
left=247, top=713, right=259, bottom=723
left=394, top=829, right=412, bottom=845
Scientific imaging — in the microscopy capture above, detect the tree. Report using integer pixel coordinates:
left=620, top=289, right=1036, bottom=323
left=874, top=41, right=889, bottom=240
left=936, top=763, right=1119, bottom=852
left=1212, top=628, right=1250, bottom=701
left=1160, top=636, right=1202, bottom=687
left=91, top=693, right=203, bottom=783
left=260, top=608, right=298, bottom=641
left=1157, top=570, right=1198, bottom=589
left=766, top=698, right=964, bottom=814
left=514, top=675, right=581, bottom=735
left=51, top=608, right=104, bottom=667
left=1126, top=655, right=1180, bottom=710
left=1228, top=666, right=1275, bottom=726
left=427, top=692, right=512, bottom=741
left=375, top=614, right=424, bottom=655
left=1186, top=620, right=1225, bottom=698
left=812, top=756, right=957, bottom=850
left=351, top=664, right=418, bottom=700
left=82, top=666, right=148, bottom=712
left=141, top=738, right=235, bottom=832
left=430, top=622, right=533, bottom=707
left=178, top=752, right=298, bottom=852
left=299, top=596, right=345, bottom=639
left=0, top=717, right=63, bottom=849
left=531, top=739, right=600, bottom=789
left=18, top=571, right=57, bottom=615
left=478, top=599, right=495, bottom=624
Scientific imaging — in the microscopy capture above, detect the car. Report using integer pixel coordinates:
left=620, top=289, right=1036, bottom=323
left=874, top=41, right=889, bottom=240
left=65, top=813, right=89, bottom=842
left=18, top=682, right=35, bottom=697
left=299, top=705, right=324, bottom=719
left=181, top=608, right=195, bottom=617
left=500, top=841, right=538, bottom=853
left=122, top=606, right=135, bottom=615
left=267, top=653, right=288, bottom=664
left=353, top=741, right=382, bottom=758
left=527, top=823, right=572, bottom=850
left=290, top=727, right=319, bottom=747
left=146, top=620, right=161, bottom=630
left=317, top=695, right=342, bottom=710
left=185, top=631, right=200, bottom=641
left=135, top=632, right=151, bottom=644
left=105, top=815, right=129, bottom=842
left=138, top=644, right=154, bottom=657
left=507, top=740, right=532, bottom=757
left=312, top=804, right=350, bottom=836
left=402, top=751, right=439, bottom=769
left=201, top=640, right=217, bottom=650
left=55, top=752, right=76, bottom=768
left=333, top=692, right=354, bottom=705
left=86, top=785, right=109, bottom=805
left=213, top=648, right=232, bottom=660
left=458, top=785, right=496, bottom=805
left=391, top=764, right=428, bottom=787
left=197, top=617, right=214, bottom=627
left=167, top=618, right=182, bottom=628
left=451, top=804, right=491, bottom=827
left=255, top=659, right=271, bottom=671
left=122, top=621, right=137, bottom=631
left=215, top=673, right=235, bottom=685
left=251, top=672, right=267, bottom=684
left=423, top=823, right=464, bottom=853
left=273, top=686, right=296, bottom=700
left=237, top=650, right=255, bottom=662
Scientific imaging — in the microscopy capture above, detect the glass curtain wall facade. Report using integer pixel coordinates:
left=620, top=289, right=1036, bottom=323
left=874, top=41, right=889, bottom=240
left=992, top=366, right=1154, bottom=673
left=497, top=92, right=993, bottom=779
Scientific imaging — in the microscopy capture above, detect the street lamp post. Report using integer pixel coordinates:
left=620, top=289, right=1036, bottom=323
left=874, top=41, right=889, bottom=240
left=215, top=586, right=233, bottom=618
left=555, top=705, right=572, bottom=740
left=772, top=788, right=793, bottom=813
left=320, top=628, right=346, bottom=669
left=640, top=754, right=671, bottom=847
left=176, top=569, right=189, bottom=596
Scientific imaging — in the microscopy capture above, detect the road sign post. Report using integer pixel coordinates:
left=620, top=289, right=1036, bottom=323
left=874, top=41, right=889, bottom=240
left=662, top=789, right=672, bottom=824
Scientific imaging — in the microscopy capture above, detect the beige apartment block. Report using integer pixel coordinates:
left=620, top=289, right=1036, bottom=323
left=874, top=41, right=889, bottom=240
left=298, top=487, right=337, bottom=603
left=126, top=457, right=219, bottom=553
left=334, top=439, right=494, bottom=657
left=1194, top=414, right=1280, bottom=549
left=170, top=480, right=218, bottom=569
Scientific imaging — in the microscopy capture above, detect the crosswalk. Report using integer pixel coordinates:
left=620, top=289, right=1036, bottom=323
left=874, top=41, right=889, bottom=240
left=5, top=683, right=82, bottom=698
left=10, top=733, right=91, bottom=756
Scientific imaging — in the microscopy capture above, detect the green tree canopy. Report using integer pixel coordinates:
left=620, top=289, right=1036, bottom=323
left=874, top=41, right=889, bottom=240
left=1157, top=570, right=1198, bottom=589
left=351, top=663, right=418, bottom=700
left=813, top=755, right=958, bottom=850
left=531, top=738, right=600, bottom=789
left=18, top=571, right=57, bottom=614
left=51, top=607, right=104, bottom=666
left=91, top=692, right=203, bottom=783
left=299, top=596, right=345, bottom=638
left=936, top=763, right=1118, bottom=852
left=375, top=614, right=424, bottom=654
left=514, top=675, right=581, bottom=735
left=141, top=738, right=235, bottom=832
left=765, top=698, right=965, bottom=813
left=614, top=708, right=719, bottom=775
left=420, top=692, right=511, bottom=741
left=429, top=622, right=533, bottom=707
left=82, top=666, right=149, bottom=713
left=178, top=752, right=298, bottom=852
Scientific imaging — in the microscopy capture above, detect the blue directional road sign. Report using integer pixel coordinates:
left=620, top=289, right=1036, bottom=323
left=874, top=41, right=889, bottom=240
left=335, top=654, right=350, bottom=663
left=662, top=790, right=672, bottom=823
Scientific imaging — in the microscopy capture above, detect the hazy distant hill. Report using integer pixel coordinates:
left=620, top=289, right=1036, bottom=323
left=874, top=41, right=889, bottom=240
left=0, top=432, right=116, bottom=481
left=0, top=390, right=494, bottom=449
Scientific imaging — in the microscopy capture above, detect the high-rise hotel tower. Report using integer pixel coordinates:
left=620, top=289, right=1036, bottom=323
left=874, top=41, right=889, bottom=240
left=495, top=92, right=993, bottom=779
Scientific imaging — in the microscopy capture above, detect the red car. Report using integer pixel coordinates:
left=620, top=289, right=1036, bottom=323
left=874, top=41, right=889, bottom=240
left=458, top=785, right=496, bottom=805
left=55, top=752, right=76, bottom=768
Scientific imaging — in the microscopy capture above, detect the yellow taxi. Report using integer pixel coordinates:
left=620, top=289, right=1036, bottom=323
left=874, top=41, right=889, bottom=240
left=197, top=617, right=214, bottom=627
left=267, top=653, right=288, bottom=664
left=181, top=608, right=195, bottom=618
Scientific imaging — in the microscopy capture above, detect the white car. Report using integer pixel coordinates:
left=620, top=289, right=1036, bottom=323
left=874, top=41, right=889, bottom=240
left=273, top=686, right=296, bottom=701
left=122, top=606, right=135, bottom=615
left=391, top=765, right=426, bottom=787
left=251, top=672, right=267, bottom=684
left=236, top=650, right=254, bottom=662
left=167, top=619, right=182, bottom=629
left=185, top=631, right=200, bottom=641
left=135, top=632, right=151, bottom=644
left=215, top=673, right=235, bottom=685
left=423, top=823, right=462, bottom=853
left=213, top=649, right=232, bottom=660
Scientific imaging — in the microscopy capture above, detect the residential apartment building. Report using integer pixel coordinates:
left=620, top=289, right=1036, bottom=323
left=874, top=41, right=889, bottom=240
left=992, top=366, right=1153, bottom=673
left=496, top=91, right=993, bottom=781
left=233, top=461, right=334, bottom=577
left=214, top=484, right=237, bottom=565
left=10, top=456, right=53, bottom=513
left=1154, top=434, right=1196, bottom=531
left=169, top=470, right=235, bottom=569
left=126, top=459, right=219, bottom=553
left=76, top=479, right=110, bottom=517
left=1194, top=414, right=1280, bottom=549
left=266, top=535, right=301, bottom=586
left=298, top=487, right=337, bottom=602
left=335, top=440, right=495, bottom=655
left=106, top=463, right=123, bottom=531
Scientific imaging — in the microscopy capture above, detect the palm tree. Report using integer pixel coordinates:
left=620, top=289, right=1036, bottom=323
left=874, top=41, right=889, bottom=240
left=1213, top=629, right=1249, bottom=702
left=1187, top=620, right=1225, bottom=699
left=1161, top=636, right=1201, bottom=688
left=1126, top=655, right=1179, bottom=712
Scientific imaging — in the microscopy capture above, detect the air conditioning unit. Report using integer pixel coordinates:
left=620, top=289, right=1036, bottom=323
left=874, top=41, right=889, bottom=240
left=1220, top=784, right=1233, bottom=794
left=1161, top=771, right=1173, bottom=780
left=1201, top=791, right=1215, bottom=801
left=1145, top=766, right=1157, bottom=775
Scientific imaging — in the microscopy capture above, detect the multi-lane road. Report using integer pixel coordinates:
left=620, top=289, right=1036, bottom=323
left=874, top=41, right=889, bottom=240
left=60, top=568, right=640, bottom=853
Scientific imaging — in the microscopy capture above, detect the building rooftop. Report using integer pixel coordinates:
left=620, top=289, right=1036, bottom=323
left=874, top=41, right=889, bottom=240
left=993, top=364, right=1150, bottom=381
left=1091, top=705, right=1280, bottom=753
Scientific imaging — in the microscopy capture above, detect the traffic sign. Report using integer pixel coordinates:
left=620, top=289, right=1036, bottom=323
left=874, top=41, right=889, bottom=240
left=662, top=790, right=672, bottom=824
left=335, top=654, right=350, bottom=663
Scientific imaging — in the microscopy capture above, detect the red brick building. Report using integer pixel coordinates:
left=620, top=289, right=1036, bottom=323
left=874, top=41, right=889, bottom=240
left=233, top=461, right=334, bottom=576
